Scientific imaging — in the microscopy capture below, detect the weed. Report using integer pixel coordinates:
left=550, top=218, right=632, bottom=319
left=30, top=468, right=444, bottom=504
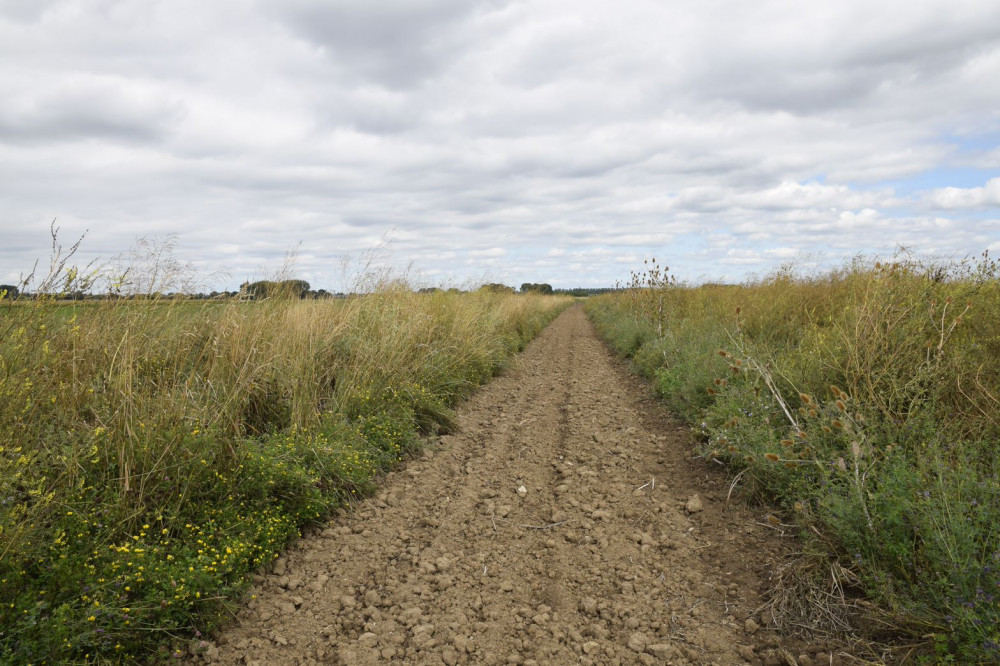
left=588, top=251, right=1000, bottom=660
left=0, top=241, right=571, bottom=661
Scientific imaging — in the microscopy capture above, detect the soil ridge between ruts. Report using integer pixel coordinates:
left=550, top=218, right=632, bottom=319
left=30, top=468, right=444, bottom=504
left=203, top=305, right=821, bottom=665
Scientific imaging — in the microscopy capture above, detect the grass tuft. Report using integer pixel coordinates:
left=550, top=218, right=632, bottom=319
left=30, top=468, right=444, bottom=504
left=0, top=276, right=570, bottom=661
left=587, top=251, right=1000, bottom=661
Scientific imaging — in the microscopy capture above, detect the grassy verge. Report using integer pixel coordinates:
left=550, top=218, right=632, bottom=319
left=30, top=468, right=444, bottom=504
left=586, top=254, right=1000, bottom=662
left=0, top=287, right=571, bottom=663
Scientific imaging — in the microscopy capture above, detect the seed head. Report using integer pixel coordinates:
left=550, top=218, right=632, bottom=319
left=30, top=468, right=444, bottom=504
left=780, top=439, right=793, bottom=447
left=836, top=400, right=846, bottom=412
left=717, top=350, right=730, bottom=357
left=830, top=385, right=843, bottom=399
left=765, top=453, right=779, bottom=462
left=832, top=419, right=844, bottom=429
left=799, top=393, right=813, bottom=406
left=706, top=387, right=716, bottom=395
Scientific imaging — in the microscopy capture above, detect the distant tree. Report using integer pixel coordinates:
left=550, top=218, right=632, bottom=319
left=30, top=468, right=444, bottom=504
left=0, top=284, right=19, bottom=300
left=240, top=279, right=311, bottom=300
left=520, top=283, right=553, bottom=294
left=479, top=283, right=515, bottom=294
left=418, top=287, right=442, bottom=294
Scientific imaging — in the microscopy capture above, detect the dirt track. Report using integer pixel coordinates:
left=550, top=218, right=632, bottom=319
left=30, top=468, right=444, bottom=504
left=204, top=305, right=831, bottom=665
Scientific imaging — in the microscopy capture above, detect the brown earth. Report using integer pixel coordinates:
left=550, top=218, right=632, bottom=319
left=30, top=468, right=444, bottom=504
left=200, top=305, right=853, bottom=666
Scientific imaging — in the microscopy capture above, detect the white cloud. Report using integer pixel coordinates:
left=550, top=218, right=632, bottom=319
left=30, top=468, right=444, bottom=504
left=0, top=0, right=998, bottom=289
left=926, top=178, right=1000, bottom=209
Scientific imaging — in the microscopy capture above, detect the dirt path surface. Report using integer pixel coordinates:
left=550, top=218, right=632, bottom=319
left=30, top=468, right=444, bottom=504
left=205, top=305, right=830, bottom=666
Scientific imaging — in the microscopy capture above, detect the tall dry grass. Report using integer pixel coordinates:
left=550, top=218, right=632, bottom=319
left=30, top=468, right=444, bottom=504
left=0, top=279, right=570, bottom=661
left=588, top=252, right=1000, bottom=661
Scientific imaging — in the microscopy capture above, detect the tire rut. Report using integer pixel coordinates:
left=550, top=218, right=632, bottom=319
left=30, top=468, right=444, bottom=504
left=203, top=305, right=803, bottom=665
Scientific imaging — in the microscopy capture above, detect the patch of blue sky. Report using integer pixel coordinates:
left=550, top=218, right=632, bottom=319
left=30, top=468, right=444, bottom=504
left=868, top=166, right=998, bottom=197
left=942, top=129, right=1000, bottom=155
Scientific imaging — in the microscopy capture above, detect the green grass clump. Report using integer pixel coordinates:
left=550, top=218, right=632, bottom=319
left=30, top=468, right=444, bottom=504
left=587, top=252, right=1000, bottom=661
left=0, top=285, right=570, bottom=662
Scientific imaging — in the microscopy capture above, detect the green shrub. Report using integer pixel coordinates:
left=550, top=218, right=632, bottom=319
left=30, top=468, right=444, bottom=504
left=586, top=253, right=1000, bottom=660
left=0, top=286, right=571, bottom=662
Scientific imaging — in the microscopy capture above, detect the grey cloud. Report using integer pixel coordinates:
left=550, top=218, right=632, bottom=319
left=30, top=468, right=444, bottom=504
left=0, top=75, right=182, bottom=144
left=268, top=0, right=511, bottom=88
left=0, top=0, right=997, bottom=290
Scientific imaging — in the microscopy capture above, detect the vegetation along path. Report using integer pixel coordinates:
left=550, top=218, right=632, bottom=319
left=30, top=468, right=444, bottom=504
left=205, top=305, right=833, bottom=665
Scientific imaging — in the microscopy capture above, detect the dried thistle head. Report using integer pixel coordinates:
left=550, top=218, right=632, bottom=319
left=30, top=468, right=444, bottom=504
left=765, top=453, right=779, bottom=462
left=799, top=393, right=813, bottom=406
left=781, top=439, right=794, bottom=447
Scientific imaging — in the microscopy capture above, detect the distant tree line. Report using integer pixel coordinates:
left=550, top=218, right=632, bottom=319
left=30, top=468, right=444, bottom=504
left=520, top=282, right=553, bottom=294
left=553, top=287, right=619, bottom=297
left=1, top=278, right=619, bottom=302
left=238, top=279, right=312, bottom=300
left=479, top=283, right=516, bottom=294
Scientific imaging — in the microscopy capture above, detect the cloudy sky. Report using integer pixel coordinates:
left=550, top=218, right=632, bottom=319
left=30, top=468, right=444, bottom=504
left=1, top=0, right=999, bottom=291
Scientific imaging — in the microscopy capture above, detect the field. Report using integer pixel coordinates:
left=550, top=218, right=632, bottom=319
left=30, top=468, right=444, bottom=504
left=3, top=251, right=999, bottom=664
left=586, top=254, right=1000, bottom=661
left=0, top=288, right=570, bottom=662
